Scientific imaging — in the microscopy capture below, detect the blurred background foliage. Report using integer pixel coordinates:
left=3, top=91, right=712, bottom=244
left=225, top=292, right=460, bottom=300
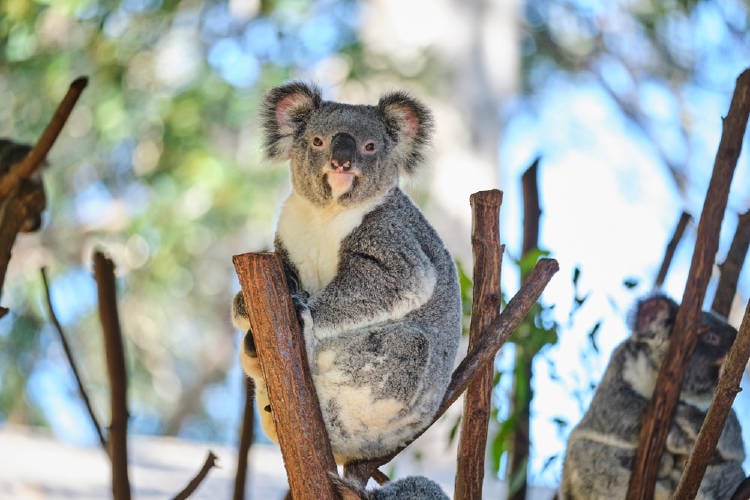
left=1, top=0, right=748, bottom=489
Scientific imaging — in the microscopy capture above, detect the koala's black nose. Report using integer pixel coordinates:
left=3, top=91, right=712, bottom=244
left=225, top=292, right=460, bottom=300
left=330, top=132, right=356, bottom=170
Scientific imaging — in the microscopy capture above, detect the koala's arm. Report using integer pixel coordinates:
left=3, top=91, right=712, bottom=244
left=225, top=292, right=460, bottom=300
left=667, top=404, right=745, bottom=463
left=304, top=225, right=437, bottom=340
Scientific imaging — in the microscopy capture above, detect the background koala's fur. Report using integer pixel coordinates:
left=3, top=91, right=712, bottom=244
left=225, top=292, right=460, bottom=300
left=561, top=295, right=746, bottom=500
left=232, top=82, right=461, bottom=464
left=329, top=473, right=449, bottom=500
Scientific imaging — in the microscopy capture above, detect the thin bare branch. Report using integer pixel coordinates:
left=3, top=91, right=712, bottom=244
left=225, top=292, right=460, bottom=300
left=40, top=267, right=107, bottom=453
left=94, top=250, right=131, bottom=500
left=233, top=376, right=255, bottom=500
left=0, top=77, right=88, bottom=200
left=712, top=210, right=750, bottom=317
left=654, top=211, right=692, bottom=289
left=173, top=451, right=219, bottom=500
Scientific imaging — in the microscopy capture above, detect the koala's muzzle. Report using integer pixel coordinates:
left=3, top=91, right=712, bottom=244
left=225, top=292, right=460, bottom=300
left=331, top=133, right=356, bottom=170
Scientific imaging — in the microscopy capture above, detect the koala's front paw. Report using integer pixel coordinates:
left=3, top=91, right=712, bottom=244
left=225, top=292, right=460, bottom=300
left=232, top=292, right=251, bottom=331
left=240, top=331, right=262, bottom=379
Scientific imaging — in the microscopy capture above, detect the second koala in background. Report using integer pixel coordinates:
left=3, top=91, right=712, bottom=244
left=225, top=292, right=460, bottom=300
left=561, top=294, right=746, bottom=500
left=232, top=82, right=461, bottom=464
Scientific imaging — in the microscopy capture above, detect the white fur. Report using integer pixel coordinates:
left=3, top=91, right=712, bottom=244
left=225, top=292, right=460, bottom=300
left=276, top=191, right=381, bottom=293
left=623, top=350, right=658, bottom=399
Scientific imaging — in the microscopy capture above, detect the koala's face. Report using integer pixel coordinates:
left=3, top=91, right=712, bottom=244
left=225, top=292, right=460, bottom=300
left=260, top=82, right=433, bottom=207
left=683, top=310, right=737, bottom=396
left=632, top=295, right=737, bottom=396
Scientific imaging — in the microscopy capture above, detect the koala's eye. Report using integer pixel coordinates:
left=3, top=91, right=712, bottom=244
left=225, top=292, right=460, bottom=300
left=312, top=137, right=324, bottom=147
left=363, top=141, right=376, bottom=153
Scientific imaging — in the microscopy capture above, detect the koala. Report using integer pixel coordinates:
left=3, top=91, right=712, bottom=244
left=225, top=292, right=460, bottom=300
left=0, top=138, right=45, bottom=232
left=232, top=82, right=462, bottom=463
left=329, top=473, right=449, bottom=500
left=560, top=294, right=746, bottom=500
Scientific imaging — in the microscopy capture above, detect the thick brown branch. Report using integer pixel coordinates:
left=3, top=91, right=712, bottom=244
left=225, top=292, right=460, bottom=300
left=346, top=258, right=559, bottom=483
left=173, top=451, right=219, bottom=500
left=0, top=77, right=88, bottom=200
left=0, top=187, right=45, bottom=317
left=41, top=267, right=107, bottom=453
left=712, top=210, right=750, bottom=317
left=627, top=67, right=750, bottom=500
left=454, top=189, right=503, bottom=500
left=674, top=299, right=750, bottom=498
left=233, top=377, right=255, bottom=500
left=654, top=211, right=692, bottom=289
left=232, top=252, right=338, bottom=499
left=94, top=251, right=131, bottom=500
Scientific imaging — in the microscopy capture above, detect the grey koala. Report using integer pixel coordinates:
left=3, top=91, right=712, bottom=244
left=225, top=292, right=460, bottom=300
left=560, top=294, right=746, bottom=500
left=232, top=82, right=461, bottom=463
left=329, top=473, right=449, bottom=500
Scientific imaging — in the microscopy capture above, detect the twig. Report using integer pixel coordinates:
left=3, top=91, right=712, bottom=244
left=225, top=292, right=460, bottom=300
left=173, top=451, right=219, bottom=500
left=94, top=250, right=131, bottom=500
left=454, top=189, right=503, bottom=500
left=232, top=252, right=339, bottom=499
left=0, top=186, right=45, bottom=317
left=40, top=267, right=107, bottom=452
left=345, top=257, right=559, bottom=483
left=674, top=299, right=750, bottom=498
left=654, top=211, right=692, bottom=289
left=712, top=210, right=750, bottom=317
left=627, top=67, right=750, bottom=500
left=509, top=158, right=542, bottom=500
left=0, top=77, right=88, bottom=200
left=233, top=376, right=255, bottom=500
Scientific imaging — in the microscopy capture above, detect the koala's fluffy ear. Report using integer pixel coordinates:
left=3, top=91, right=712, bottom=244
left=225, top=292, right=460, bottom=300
left=377, top=92, right=434, bottom=174
left=262, top=81, right=322, bottom=160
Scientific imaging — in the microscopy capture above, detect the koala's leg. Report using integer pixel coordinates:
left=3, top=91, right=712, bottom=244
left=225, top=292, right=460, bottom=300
left=233, top=292, right=279, bottom=444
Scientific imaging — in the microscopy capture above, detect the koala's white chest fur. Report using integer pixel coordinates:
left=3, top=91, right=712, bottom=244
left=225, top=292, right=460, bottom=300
left=276, top=191, right=380, bottom=293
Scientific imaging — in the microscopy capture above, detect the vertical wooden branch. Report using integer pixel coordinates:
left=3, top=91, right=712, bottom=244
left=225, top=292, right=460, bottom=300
left=41, top=267, right=108, bottom=453
left=627, top=67, right=750, bottom=500
left=232, top=252, right=338, bottom=500
left=654, top=211, right=692, bottom=289
left=509, top=159, right=541, bottom=500
left=94, top=251, right=131, bottom=500
left=233, top=376, right=256, bottom=500
left=674, top=299, right=750, bottom=498
left=712, top=210, right=750, bottom=317
left=454, top=189, right=504, bottom=500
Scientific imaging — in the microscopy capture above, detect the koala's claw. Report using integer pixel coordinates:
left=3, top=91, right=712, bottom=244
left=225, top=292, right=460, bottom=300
left=243, top=331, right=257, bottom=357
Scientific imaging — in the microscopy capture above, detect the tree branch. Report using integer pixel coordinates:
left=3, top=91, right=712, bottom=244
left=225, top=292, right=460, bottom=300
left=0, top=186, right=45, bottom=317
left=233, top=376, right=256, bottom=500
left=232, top=252, right=339, bottom=499
left=711, top=210, right=750, bottom=317
left=674, top=299, right=750, bottom=498
left=173, top=451, right=219, bottom=500
left=454, top=189, right=503, bottom=500
left=0, top=76, right=88, bottom=200
left=627, top=67, right=750, bottom=500
left=94, top=250, right=131, bottom=500
left=654, top=211, right=692, bottom=289
left=40, top=267, right=107, bottom=453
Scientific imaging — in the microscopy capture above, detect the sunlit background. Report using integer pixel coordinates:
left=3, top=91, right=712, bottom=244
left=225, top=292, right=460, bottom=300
left=1, top=0, right=749, bottom=493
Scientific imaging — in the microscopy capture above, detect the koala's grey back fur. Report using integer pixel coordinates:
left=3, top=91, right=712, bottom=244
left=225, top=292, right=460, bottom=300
left=233, top=82, right=461, bottom=463
left=560, top=295, right=746, bottom=500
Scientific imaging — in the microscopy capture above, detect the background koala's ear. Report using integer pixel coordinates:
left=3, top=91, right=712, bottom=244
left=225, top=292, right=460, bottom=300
left=261, top=81, right=322, bottom=160
left=377, top=91, right=434, bottom=174
left=633, top=294, right=677, bottom=339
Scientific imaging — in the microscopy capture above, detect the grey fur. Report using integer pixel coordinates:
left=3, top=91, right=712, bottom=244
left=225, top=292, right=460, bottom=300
left=330, top=474, right=449, bottom=500
left=560, top=295, right=746, bottom=499
left=0, top=138, right=45, bottom=232
left=232, top=82, right=460, bottom=463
